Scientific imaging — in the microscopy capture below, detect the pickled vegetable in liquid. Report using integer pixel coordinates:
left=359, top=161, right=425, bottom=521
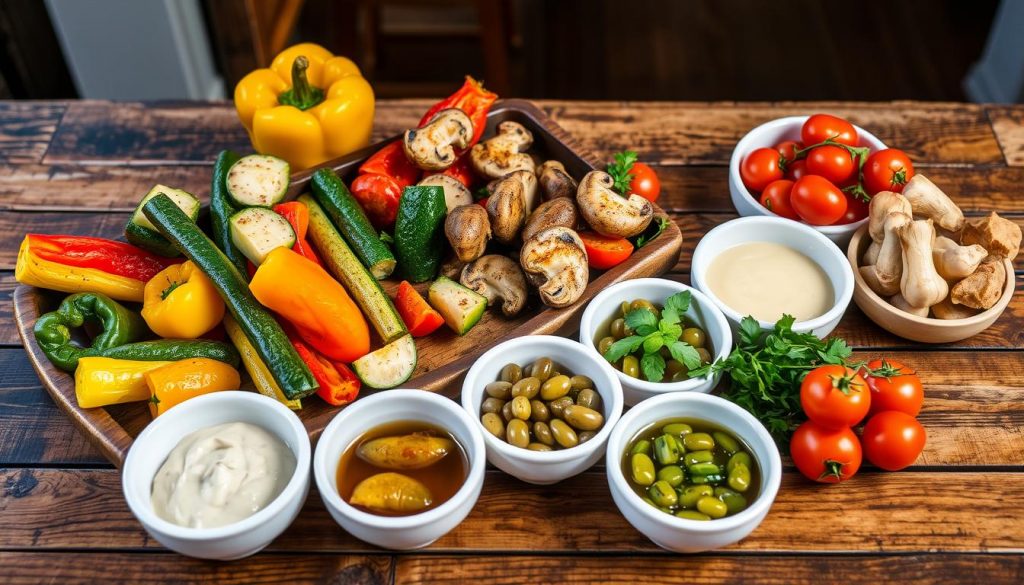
left=337, top=421, right=468, bottom=517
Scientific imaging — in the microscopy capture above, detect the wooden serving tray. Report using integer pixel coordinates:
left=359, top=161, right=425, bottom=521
left=14, top=99, right=682, bottom=468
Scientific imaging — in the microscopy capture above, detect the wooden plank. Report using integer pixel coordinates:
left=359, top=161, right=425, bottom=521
left=0, top=102, right=65, bottom=164
left=3, top=468, right=1024, bottom=553
left=0, top=552, right=392, bottom=585
left=988, top=106, right=1024, bottom=167
left=394, top=554, right=1024, bottom=585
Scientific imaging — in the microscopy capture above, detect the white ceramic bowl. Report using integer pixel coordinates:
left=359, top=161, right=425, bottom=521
left=461, top=335, right=624, bottom=485
left=314, top=389, right=485, bottom=550
left=606, top=392, right=781, bottom=553
left=122, top=391, right=311, bottom=560
left=728, top=115, right=887, bottom=248
left=578, top=278, right=732, bottom=406
left=691, top=216, right=854, bottom=338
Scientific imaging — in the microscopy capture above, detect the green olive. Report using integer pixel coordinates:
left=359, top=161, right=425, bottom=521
left=549, top=419, right=579, bottom=449
left=688, top=462, right=722, bottom=476
left=531, top=357, right=554, bottom=382
left=630, top=452, right=656, bottom=486
left=598, top=336, right=615, bottom=355
left=485, top=381, right=512, bottom=400
left=620, top=301, right=632, bottom=317
left=728, top=462, right=752, bottom=492
left=675, top=510, right=711, bottom=521
left=563, top=405, right=604, bottom=431
left=684, top=450, right=714, bottom=466
left=548, top=396, right=574, bottom=418
left=696, top=496, right=728, bottom=519
left=630, top=298, right=659, bottom=316
left=511, top=376, right=540, bottom=399
left=540, top=375, right=571, bottom=401
left=664, top=360, right=687, bottom=381
left=501, top=400, right=514, bottom=422
left=670, top=369, right=691, bottom=382
left=630, top=439, right=652, bottom=456
left=527, top=442, right=552, bottom=452
left=681, top=327, right=706, bottom=348
left=533, top=421, right=555, bottom=446
left=727, top=452, right=752, bottom=474
left=714, top=487, right=748, bottom=514
left=577, top=431, right=596, bottom=444
left=679, top=485, right=714, bottom=509
left=622, top=355, right=640, bottom=378
left=611, top=318, right=628, bottom=339
left=713, top=431, right=741, bottom=454
left=506, top=418, right=530, bottom=448
left=653, top=434, right=681, bottom=465
left=481, top=397, right=505, bottom=415
left=656, top=465, right=684, bottom=487
left=662, top=423, right=693, bottom=437
left=647, top=480, right=678, bottom=508
left=480, top=412, right=504, bottom=438
left=499, top=363, right=522, bottom=384
left=575, top=388, right=601, bottom=410
left=511, top=395, right=531, bottom=420
left=530, top=400, right=550, bottom=422
left=683, top=432, right=715, bottom=451
left=696, top=347, right=712, bottom=364
left=689, top=473, right=725, bottom=485
left=570, top=375, right=594, bottom=392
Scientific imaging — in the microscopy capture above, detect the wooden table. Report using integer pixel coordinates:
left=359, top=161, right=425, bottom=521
left=1, top=100, right=1022, bottom=584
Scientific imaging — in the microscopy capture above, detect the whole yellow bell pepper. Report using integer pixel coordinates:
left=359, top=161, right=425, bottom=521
left=146, top=358, right=241, bottom=418
left=74, top=357, right=174, bottom=408
left=234, top=43, right=375, bottom=171
left=141, top=261, right=225, bottom=339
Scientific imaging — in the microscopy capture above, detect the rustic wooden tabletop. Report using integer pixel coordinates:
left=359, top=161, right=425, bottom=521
left=1, top=100, right=1022, bottom=584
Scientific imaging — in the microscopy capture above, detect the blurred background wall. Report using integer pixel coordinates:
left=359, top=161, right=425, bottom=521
left=1, top=0, right=1019, bottom=102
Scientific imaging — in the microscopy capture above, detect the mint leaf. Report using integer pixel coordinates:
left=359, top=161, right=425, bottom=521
left=603, top=335, right=644, bottom=363
left=624, top=308, right=657, bottom=332
left=669, top=341, right=702, bottom=370
left=640, top=352, right=666, bottom=382
left=659, top=320, right=682, bottom=341
left=664, top=291, right=691, bottom=315
left=643, top=333, right=665, bottom=354
left=633, top=215, right=669, bottom=248
left=660, top=305, right=680, bottom=326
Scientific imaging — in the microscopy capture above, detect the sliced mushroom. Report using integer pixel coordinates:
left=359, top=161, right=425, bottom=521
left=403, top=108, right=473, bottom=171
left=537, top=160, right=578, bottom=200
left=445, top=204, right=491, bottom=263
left=419, top=174, right=473, bottom=212
left=486, top=170, right=538, bottom=244
left=522, top=197, right=579, bottom=242
left=520, top=226, right=589, bottom=308
left=470, top=121, right=535, bottom=179
left=576, top=170, right=653, bottom=238
left=460, top=255, right=528, bottom=317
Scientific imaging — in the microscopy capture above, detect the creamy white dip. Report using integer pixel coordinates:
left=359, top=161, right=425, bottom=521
left=150, top=421, right=295, bottom=529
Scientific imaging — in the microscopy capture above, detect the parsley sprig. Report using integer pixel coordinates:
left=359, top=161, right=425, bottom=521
left=602, top=291, right=703, bottom=382
left=606, top=150, right=638, bottom=195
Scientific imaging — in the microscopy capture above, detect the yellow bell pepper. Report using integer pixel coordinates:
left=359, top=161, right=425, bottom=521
left=145, top=358, right=241, bottom=418
left=223, top=315, right=301, bottom=410
left=234, top=43, right=375, bottom=171
left=74, top=357, right=174, bottom=408
left=141, top=261, right=225, bottom=339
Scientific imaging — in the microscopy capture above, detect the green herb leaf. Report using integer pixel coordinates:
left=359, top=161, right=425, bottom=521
left=668, top=341, right=702, bottom=370
left=633, top=215, right=669, bottom=248
left=659, top=320, right=682, bottom=341
left=606, top=150, right=639, bottom=195
left=603, top=335, right=645, bottom=363
left=664, top=291, right=691, bottom=315
left=738, top=316, right=763, bottom=347
left=640, top=352, right=666, bottom=382
left=643, top=333, right=665, bottom=354
left=624, top=307, right=657, bottom=332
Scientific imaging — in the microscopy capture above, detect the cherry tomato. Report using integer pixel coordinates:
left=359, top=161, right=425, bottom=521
left=785, top=159, right=809, bottom=181
left=790, top=421, right=862, bottom=483
left=758, top=179, right=799, bottom=220
left=861, top=411, right=926, bottom=471
left=863, top=149, right=915, bottom=195
left=806, top=145, right=856, bottom=185
left=800, top=365, right=871, bottom=429
left=773, top=140, right=803, bottom=163
left=740, top=147, right=784, bottom=192
left=579, top=232, right=634, bottom=269
left=861, top=359, right=924, bottom=417
left=629, top=162, right=661, bottom=202
left=801, top=114, right=859, bottom=147
left=790, top=175, right=847, bottom=225
left=836, top=192, right=869, bottom=224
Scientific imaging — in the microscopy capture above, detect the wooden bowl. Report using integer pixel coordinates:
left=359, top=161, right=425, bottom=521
left=846, top=224, right=1014, bottom=343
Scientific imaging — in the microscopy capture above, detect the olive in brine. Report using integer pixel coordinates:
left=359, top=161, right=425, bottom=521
left=598, top=336, right=615, bottom=355
left=696, top=496, right=728, bottom=519
left=683, top=432, right=715, bottom=451
left=499, top=363, right=522, bottom=384
left=511, top=376, right=540, bottom=399
left=501, top=400, right=515, bottom=422
left=485, top=381, right=512, bottom=400
left=728, top=462, right=752, bottom=492
left=675, top=510, right=711, bottom=521
left=713, top=431, right=741, bottom=454
left=481, top=412, right=505, bottom=438
left=681, top=327, right=706, bottom=348
left=549, top=419, right=579, bottom=449
left=576, top=388, right=601, bottom=410
left=647, top=480, right=678, bottom=508
left=610, top=318, right=628, bottom=339
left=679, top=485, right=714, bottom=509
left=727, top=451, right=752, bottom=474
left=664, top=360, right=687, bottom=382
left=506, top=418, right=530, bottom=448
left=696, top=347, right=712, bottom=364
left=527, top=442, right=553, bottom=452
left=714, top=487, right=748, bottom=514
left=549, top=396, right=574, bottom=418
left=533, top=421, right=555, bottom=446
left=570, top=375, right=594, bottom=392
left=621, top=355, right=640, bottom=378
left=630, top=439, right=652, bottom=456
left=653, top=434, right=680, bottom=465
left=577, top=431, right=596, bottom=444
left=540, top=375, right=571, bottom=400
left=481, top=397, right=505, bottom=415
left=531, top=357, right=554, bottom=382
left=511, top=395, right=532, bottom=420
left=630, top=299, right=659, bottom=316
left=630, top=453, right=656, bottom=486
left=563, top=405, right=604, bottom=431
left=656, top=465, right=684, bottom=487
left=662, top=423, right=693, bottom=436
left=529, top=400, right=550, bottom=422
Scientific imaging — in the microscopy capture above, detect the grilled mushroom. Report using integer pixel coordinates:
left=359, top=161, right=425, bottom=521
left=520, top=226, right=589, bottom=308
left=460, top=255, right=528, bottom=317
left=537, top=160, right=578, bottom=200
left=445, top=204, right=491, bottom=263
left=418, top=174, right=473, bottom=212
left=486, top=170, right=538, bottom=244
left=522, top=197, right=578, bottom=242
left=403, top=108, right=473, bottom=170
left=470, top=121, right=535, bottom=179
left=576, top=170, right=653, bottom=238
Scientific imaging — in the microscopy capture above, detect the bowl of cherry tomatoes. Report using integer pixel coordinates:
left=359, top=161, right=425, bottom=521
left=729, top=114, right=914, bottom=248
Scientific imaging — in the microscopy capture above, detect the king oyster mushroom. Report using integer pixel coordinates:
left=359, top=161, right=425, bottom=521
left=403, top=108, right=473, bottom=171
left=521, top=197, right=578, bottom=242
left=519, top=226, right=589, bottom=308
left=445, top=204, right=491, bottom=263
left=470, top=121, right=535, bottom=179
left=486, top=170, right=538, bottom=244
left=537, top=160, right=578, bottom=200
left=460, top=255, right=529, bottom=317
left=576, top=170, right=653, bottom=238
left=418, top=174, right=473, bottom=212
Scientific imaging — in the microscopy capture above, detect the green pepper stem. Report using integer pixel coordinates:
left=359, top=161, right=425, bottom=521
left=277, top=55, right=325, bottom=110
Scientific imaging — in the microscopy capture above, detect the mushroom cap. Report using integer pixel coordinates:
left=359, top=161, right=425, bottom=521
left=470, top=121, right=536, bottom=179
left=537, top=160, right=578, bottom=200
left=522, top=197, right=579, bottom=242
left=403, top=108, right=473, bottom=171
left=460, top=254, right=529, bottom=317
left=419, top=174, right=473, bottom=212
left=519, top=226, right=589, bottom=308
left=576, top=170, right=654, bottom=238
left=445, top=204, right=492, bottom=263
left=486, top=170, right=538, bottom=244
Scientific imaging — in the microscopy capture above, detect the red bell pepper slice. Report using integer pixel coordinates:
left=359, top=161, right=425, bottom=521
left=279, top=319, right=360, bottom=406
left=351, top=173, right=403, bottom=229
left=358, top=141, right=420, bottom=189
left=26, top=234, right=180, bottom=282
left=425, top=155, right=477, bottom=188
left=418, top=76, right=498, bottom=147
left=273, top=201, right=322, bottom=266
left=395, top=280, right=444, bottom=337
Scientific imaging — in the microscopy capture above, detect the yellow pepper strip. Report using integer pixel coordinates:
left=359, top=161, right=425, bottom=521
left=145, top=358, right=241, bottom=418
left=74, top=357, right=174, bottom=408
left=223, top=315, right=302, bottom=410
left=141, top=261, right=225, bottom=339
left=234, top=42, right=375, bottom=171
left=15, top=237, right=146, bottom=302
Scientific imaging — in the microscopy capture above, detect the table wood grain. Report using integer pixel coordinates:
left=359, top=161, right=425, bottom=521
left=1, top=99, right=1021, bottom=584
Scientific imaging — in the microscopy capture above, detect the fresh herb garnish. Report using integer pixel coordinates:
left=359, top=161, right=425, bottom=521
left=606, top=150, right=638, bottom=195
left=632, top=215, right=669, bottom=248
left=602, top=291, right=703, bottom=382
left=473, top=186, right=490, bottom=201
left=689, top=315, right=852, bottom=446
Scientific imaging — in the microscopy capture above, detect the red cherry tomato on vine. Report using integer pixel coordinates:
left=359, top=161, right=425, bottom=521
left=740, top=147, right=784, bottom=192
left=790, top=421, right=862, bottom=483
left=758, top=179, right=799, bottom=220
left=784, top=159, right=809, bottom=181
left=806, top=145, right=856, bottom=185
left=773, top=140, right=803, bottom=163
left=629, top=162, right=661, bottom=202
left=862, top=149, right=915, bottom=195
left=801, top=114, right=859, bottom=147
left=800, top=365, right=871, bottom=429
left=860, top=359, right=924, bottom=417
left=790, top=175, right=847, bottom=225
left=861, top=411, right=926, bottom=471
left=837, top=193, right=869, bottom=224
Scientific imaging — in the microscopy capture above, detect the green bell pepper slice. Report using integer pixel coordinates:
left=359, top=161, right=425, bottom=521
left=33, top=292, right=148, bottom=372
